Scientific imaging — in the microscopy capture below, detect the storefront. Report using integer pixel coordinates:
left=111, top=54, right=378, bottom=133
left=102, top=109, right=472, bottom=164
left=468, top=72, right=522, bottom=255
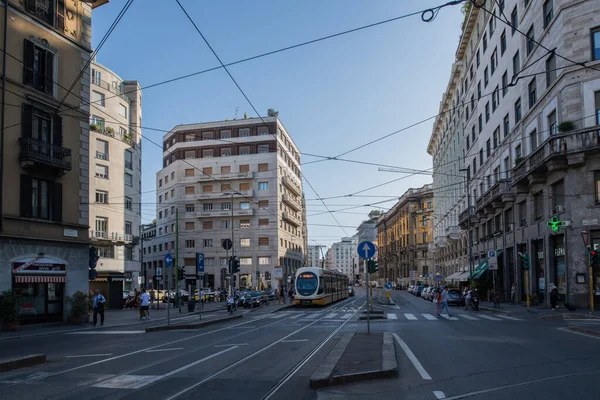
left=533, top=239, right=545, bottom=304
left=11, top=257, right=67, bottom=324
left=90, top=272, right=125, bottom=310
left=551, top=235, right=567, bottom=299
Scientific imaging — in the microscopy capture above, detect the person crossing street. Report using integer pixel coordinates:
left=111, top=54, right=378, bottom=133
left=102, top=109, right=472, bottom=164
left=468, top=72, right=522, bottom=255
left=436, top=286, right=453, bottom=318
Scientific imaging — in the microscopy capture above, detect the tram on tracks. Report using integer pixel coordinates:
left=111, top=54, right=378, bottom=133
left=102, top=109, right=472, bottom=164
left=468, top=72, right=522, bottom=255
left=294, top=267, right=349, bottom=306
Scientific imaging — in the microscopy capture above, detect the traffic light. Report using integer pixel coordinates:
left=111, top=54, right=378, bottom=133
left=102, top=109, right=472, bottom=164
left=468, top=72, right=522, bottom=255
left=591, top=250, right=600, bottom=267
left=177, top=267, right=184, bottom=280
left=88, top=247, right=99, bottom=269
left=231, top=256, right=240, bottom=274
left=520, top=253, right=530, bottom=270
left=368, top=260, right=379, bottom=274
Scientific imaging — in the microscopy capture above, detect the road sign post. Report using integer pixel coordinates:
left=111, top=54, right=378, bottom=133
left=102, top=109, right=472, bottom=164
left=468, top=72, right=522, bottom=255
left=196, top=253, right=204, bottom=320
left=358, top=241, right=377, bottom=334
left=164, top=253, right=173, bottom=324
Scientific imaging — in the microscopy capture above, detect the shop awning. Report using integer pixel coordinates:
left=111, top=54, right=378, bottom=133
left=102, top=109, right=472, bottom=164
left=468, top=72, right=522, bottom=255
left=15, top=275, right=66, bottom=283
left=469, top=260, right=487, bottom=279
left=444, top=271, right=463, bottom=281
left=473, top=263, right=490, bottom=279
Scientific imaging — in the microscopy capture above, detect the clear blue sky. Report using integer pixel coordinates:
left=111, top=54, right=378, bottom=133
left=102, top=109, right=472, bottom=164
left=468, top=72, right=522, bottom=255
left=92, top=0, right=463, bottom=248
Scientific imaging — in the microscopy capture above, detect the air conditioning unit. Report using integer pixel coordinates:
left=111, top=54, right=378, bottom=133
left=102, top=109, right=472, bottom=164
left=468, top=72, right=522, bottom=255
left=561, top=220, right=572, bottom=227
left=555, top=205, right=566, bottom=213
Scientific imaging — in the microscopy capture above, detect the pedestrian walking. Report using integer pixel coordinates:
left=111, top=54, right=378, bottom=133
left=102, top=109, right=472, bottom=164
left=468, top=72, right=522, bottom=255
left=434, top=288, right=442, bottom=315
left=139, top=289, right=150, bottom=320
left=92, top=289, right=106, bottom=326
left=550, top=284, right=560, bottom=310
left=436, top=286, right=453, bottom=318
left=227, top=295, right=235, bottom=314
left=465, top=287, right=472, bottom=310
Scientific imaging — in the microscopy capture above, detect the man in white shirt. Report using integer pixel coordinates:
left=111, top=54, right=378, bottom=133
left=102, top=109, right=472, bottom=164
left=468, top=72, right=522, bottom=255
left=93, top=289, right=106, bottom=326
left=139, top=289, right=150, bottom=320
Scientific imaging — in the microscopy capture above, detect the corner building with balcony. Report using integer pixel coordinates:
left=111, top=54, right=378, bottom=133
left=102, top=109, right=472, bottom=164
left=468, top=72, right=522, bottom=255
left=377, top=185, right=434, bottom=285
left=143, top=117, right=305, bottom=291
left=87, top=60, right=142, bottom=306
left=428, top=0, right=600, bottom=308
left=0, top=0, right=108, bottom=323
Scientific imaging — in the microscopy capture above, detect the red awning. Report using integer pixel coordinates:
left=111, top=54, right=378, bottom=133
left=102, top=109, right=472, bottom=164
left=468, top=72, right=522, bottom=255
left=14, top=275, right=66, bottom=283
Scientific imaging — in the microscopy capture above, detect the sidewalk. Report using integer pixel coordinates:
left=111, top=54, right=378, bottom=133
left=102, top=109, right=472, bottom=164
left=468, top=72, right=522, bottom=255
left=479, top=300, right=599, bottom=319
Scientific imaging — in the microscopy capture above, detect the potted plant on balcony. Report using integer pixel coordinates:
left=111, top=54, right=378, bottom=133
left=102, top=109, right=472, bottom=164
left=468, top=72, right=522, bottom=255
left=558, top=121, right=575, bottom=132
left=89, top=124, right=99, bottom=131
left=105, top=126, right=115, bottom=135
left=0, top=290, right=20, bottom=331
left=65, top=291, right=90, bottom=325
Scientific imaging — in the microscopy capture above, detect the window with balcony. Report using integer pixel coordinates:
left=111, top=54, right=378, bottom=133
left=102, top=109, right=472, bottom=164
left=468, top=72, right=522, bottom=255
left=185, top=204, right=195, bottom=213
left=504, top=156, right=510, bottom=179
left=96, top=139, right=108, bottom=160
left=95, top=217, right=108, bottom=236
left=125, top=221, right=132, bottom=236
left=530, top=129, right=538, bottom=150
left=204, top=203, right=213, bottom=211
left=221, top=202, right=231, bottom=211
left=202, top=131, right=214, bottom=140
left=258, top=127, right=269, bottom=136
left=548, top=110, right=557, bottom=135
left=23, top=39, right=55, bottom=95
left=239, top=128, right=250, bottom=137
left=202, top=149, right=213, bottom=158
left=220, top=148, right=232, bottom=157
left=95, top=164, right=108, bottom=179
left=184, top=150, right=195, bottom=159
left=258, top=145, right=269, bottom=154
left=220, top=130, right=231, bottom=139
left=240, top=202, right=250, bottom=209
left=95, top=190, right=108, bottom=204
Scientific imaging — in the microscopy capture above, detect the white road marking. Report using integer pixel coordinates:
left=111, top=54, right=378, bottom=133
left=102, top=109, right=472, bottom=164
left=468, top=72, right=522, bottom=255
left=478, top=315, right=502, bottom=321
left=422, top=314, right=438, bottom=320
left=440, top=315, right=459, bottom=321
left=434, top=390, right=446, bottom=399
left=387, top=313, right=398, bottom=320
left=557, top=327, right=600, bottom=340
left=496, top=315, right=522, bottom=321
left=66, top=354, right=113, bottom=358
left=270, top=313, right=287, bottom=319
left=304, top=313, right=320, bottom=319
left=145, top=348, right=184, bottom=353
left=392, top=333, right=431, bottom=380
left=341, top=313, right=354, bottom=319
left=324, top=313, right=338, bottom=319
left=289, top=313, right=305, bottom=319
left=214, top=343, right=249, bottom=347
left=281, top=339, right=309, bottom=343
left=67, top=331, right=145, bottom=335
left=224, top=325, right=255, bottom=329
left=404, top=313, right=418, bottom=320
left=93, top=347, right=237, bottom=389
left=457, top=314, right=479, bottom=321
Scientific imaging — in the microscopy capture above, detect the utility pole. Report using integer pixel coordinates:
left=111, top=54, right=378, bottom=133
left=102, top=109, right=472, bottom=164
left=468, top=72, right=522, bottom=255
left=176, top=208, right=180, bottom=313
left=230, top=192, right=235, bottom=299
left=0, top=1, right=8, bottom=232
left=460, top=167, right=474, bottom=288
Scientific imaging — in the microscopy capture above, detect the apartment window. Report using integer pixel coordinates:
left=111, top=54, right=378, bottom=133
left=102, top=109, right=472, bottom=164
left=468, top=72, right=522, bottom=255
left=97, top=245, right=114, bottom=259
left=492, top=86, right=499, bottom=111
left=510, top=6, right=518, bottom=35
left=514, top=98, right=522, bottom=122
left=483, top=35, right=488, bottom=53
left=125, top=197, right=132, bottom=211
left=240, top=219, right=250, bottom=228
left=484, top=67, right=489, bottom=87
left=534, top=192, right=544, bottom=221
left=125, top=173, right=133, bottom=187
left=185, top=204, right=195, bottom=212
left=91, top=115, right=105, bottom=131
left=159, top=195, right=162, bottom=203
left=95, top=164, right=108, bottom=179
left=23, top=39, right=55, bottom=95
left=258, top=145, right=269, bottom=154
left=485, top=102, right=490, bottom=122
left=203, top=221, right=213, bottom=230
left=500, top=30, right=506, bottom=55
left=593, top=27, right=600, bottom=61
left=471, top=125, right=476, bottom=142
left=548, top=110, right=558, bottom=135
left=124, top=246, right=133, bottom=260
left=95, top=190, right=108, bottom=204
left=159, top=179, right=163, bottom=187
left=202, top=131, right=214, bottom=140
left=220, top=148, right=232, bottom=157
left=202, top=167, right=212, bottom=176
left=512, top=51, right=520, bottom=78
left=553, top=179, right=565, bottom=208
left=526, top=25, right=535, bottom=56
left=259, top=219, right=269, bottom=227
left=221, top=220, right=231, bottom=229
left=530, top=129, right=538, bottom=150
left=259, top=237, right=269, bottom=246
left=165, top=175, right=169, bottom=184
left=479, top=148, right=484, bottom=166
left=503, top=114, right=510, bottom=138
left=466, top=135, right=470, bottom=150
left=258, top=182, right=269, bottom=191
left=239, top=146, right=250, bottom=155
left=515, top=144, right=522, bottom=159
left=493, top=127, right=499, bottom=149
left=202, top=149, right=213, bottom=158
left=204, top=203, right=213, bottom=211
left=239, top=128, right=250, bottom=137
left=546, top=53, right=556, bottom=88
left=220, top=130, right=231, bottom=139
left=470, top=65, right=474, bottom=80
left=185, top=133, right=195, bottom=142
left=95, top=216, right=108, bottom=236
left=220, top=166, right=231, bottom=175
left=164, top=192, right=168, bottom=201
left=96, top=139, right=109, bottom=160
left=477, top=81, right=481, bottom=99
left=491, top=49, right=497, bottom=75
left=240, top=238, right=250, bottom=247
left=478, top=114, right=483, bottom=133
left=117, top=104, right=127, bottom=120
left=472, top=158, right=477, bottom=175
left=239, top=182, right=250, bottom=191
left=124, top=150, right=133, bottom=170
left=171, top=171, right=175, bottom=180
left=258, top=257, right=270, bottom=265
left=240, top=202, right=250, bottom=209
left=258, top=163, right=268, bottom=172
left=239, top=164, right=249, bottom=173
left=240, top=257, right=252, bottom=265
left=486, top=139, right=491, bottom=158
left=92, top=91, right=105, bottom=107
left=476, top=49, right=480, bottom=67
left=220, top=184, right=230, bottom=192
left=502, top=71, right=508, bottom=97
left=504, top=157, right=510, bottom=179
left=258, top=126, right=269, bottom=136
left=221, top=202, right=231, bottom=211
left=185, top=168, right=194, bottom=177
left=185, top=186, right=196, bottom=195
left=258, top=200, right=269, bottom=208
left=184, top=150, right=195, bottom=159
left=528, top=78, right=537, bottom=108
left=543, top=0, right=553, bottom=28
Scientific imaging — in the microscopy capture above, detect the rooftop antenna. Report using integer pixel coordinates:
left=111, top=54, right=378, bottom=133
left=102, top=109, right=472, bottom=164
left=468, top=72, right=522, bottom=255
left=234, top=106, right=239, bottom=120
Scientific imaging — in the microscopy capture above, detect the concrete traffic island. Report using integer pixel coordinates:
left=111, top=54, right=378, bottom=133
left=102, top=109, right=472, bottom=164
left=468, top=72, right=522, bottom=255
left=309, top=332, right=397, bottom=388
left=145, top=314, right=243, bottom=332
left=0, top=354, right=46, bottom=372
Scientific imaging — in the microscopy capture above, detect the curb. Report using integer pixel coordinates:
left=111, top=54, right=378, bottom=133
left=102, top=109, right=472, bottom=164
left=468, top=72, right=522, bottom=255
left=310, top=332, right=354, bottom=388
left=479, top=306, right=512, bottom=316
left=145, top=314, right=243, bottom=332
left=0, top=354, right=46, bottom=372
left=538, top=313, right=600, bottom=320
left=567, top=326, right=600, bottom=337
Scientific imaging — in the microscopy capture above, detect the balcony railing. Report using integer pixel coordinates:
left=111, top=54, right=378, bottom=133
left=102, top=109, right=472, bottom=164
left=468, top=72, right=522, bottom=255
left=196, top=208, right=255, bottom=218
left=89, top=231, right=133, bottom=243
left=19, top=138, right=72, bottom=171
left=197, top=171, right=254, bottom=181
left=196, top=190, right=255, bottom=199
left=92, top=77, right=130, bottom=102
left=96, top=151, right=108, bottom=161
left=282, top=176, right=302, bottom=196
left=445, top=225, right=460, bottom=240
left=434, top=236, right=447, bottom=247
left=90, top=125, right=136, bottom=149
left=282, top=194, right=301, bottom=211
left=282, top=211, right=301, bottom=227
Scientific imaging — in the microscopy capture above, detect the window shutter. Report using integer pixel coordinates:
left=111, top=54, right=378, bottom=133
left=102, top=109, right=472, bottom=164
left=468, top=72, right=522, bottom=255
left=20, top=175, right=33, bottom=218
left=21, top=104, right=33, bottom=138
left=45, top=50, right=54, bottom=95
left=51, top=182, right=62, bottom=222
left=23, top=39, right=34, bottom=85
left=56, top=0, right=65, bottom=31
left=53, top=114, right=63, bottom=147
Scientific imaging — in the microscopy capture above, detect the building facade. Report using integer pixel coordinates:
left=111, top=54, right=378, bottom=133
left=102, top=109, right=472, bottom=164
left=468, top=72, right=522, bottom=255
left=325, top=237, right=355, bottom=279
left=142, top=117, right=305, bottom=291
left=307, top=244, right=324, bottom=268
left=88, top=61, right=142, bottom=306
left=428, top=0, right=600, bottom=308
left=0, top=0, right=107, bottom=323
left=377, top=185, right=434, bottom=285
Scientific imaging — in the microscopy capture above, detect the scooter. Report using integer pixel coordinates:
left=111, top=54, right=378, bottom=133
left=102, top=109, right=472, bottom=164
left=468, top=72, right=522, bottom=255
left=471, top=295, right=480, bottom=311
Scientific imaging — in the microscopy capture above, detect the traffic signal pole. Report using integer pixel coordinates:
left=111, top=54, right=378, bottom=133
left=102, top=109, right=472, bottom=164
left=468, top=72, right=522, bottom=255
left=365, top=258, right=370, bottom=334
left=589, top=251, right=595, bottom=313
left=176, top=208, right=181, bottom=314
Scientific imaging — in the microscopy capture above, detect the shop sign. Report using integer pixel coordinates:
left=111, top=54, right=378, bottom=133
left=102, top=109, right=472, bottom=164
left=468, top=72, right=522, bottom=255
left=13, top=260, right=66, bottom=273
left=554, top=247, right=565, bottom=257
left=63, top=228, right=78, bottom=238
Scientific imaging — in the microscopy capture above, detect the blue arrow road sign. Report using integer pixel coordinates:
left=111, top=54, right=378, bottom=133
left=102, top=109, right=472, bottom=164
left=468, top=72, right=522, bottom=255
left=196, top=253, right=204, bottom=274
left=165, top=253, right=173, bottom=267
left=358, top=241, right=377, bottom=259
left=385, top=281, right=392, bottom=289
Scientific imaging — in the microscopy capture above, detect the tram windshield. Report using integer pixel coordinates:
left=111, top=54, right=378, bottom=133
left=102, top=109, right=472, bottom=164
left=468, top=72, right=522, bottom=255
left=296, top=272, right=318, bottom=295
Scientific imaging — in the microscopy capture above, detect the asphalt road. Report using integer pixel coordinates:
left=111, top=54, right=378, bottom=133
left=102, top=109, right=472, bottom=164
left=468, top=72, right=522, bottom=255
left=1, top=288, right=599, bottom=400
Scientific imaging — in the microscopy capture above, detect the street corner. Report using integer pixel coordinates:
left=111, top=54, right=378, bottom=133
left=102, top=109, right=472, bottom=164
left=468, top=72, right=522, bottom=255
left=309, top=331, right=397, bottom=389
left=0, top=354, right=46, bottom=373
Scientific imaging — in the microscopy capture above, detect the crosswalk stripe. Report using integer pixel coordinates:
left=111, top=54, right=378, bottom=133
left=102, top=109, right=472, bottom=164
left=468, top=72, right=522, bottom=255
left=341, top=313, right=353, bottom=319
left=324, top=313, right=338, bottom=319
left=440, top=315, right=459, bottom=321
left=457, top=314, right=479, bottom=321
left=422, top=314, right=438, bottom=320
left=289, top=313, right=305, bottom=319
left=387, top=313, right=398, bottom=320
left=478, top=315, right=502, bottom=321
left=404, top=313, right=418, bottom=320
left=304, top=313, right=319, bottom=319
left=496, top=315, right=522, bottom=321
left=270, top=313, right=287, bottom=319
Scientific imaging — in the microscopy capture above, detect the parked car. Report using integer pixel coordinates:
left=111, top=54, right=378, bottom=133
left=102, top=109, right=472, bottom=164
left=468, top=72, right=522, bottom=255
left=243, top=291, right=266, bottom=308
left=415, top=286, right=425, bottom=297
left=447, top=289, right=466, bottom=306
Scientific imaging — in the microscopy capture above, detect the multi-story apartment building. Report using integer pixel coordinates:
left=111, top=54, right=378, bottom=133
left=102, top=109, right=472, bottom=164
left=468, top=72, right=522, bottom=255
left=325, top=237, right=355, bottom=279
left=307, top=244, right=324, bottom=267
left=0, top=0, right=107, bottom=323
left=142, top=117, right=305, bottom=291
left=428, top=0, right=600, bottom=308
left=377, top=185, right=434, bottom=285
left=88, top=61, right=142, bottom=306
